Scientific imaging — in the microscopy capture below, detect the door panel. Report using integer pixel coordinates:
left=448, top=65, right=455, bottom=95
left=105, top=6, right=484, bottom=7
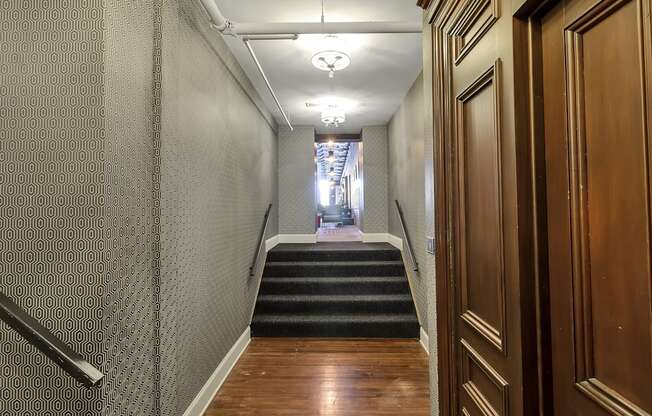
left=448, top=0, right=529, bottom=413
left=542, top=0, right=652, bottom=414
left=426, top=0, right=542, bottom=411
left=456, top=62, right=507, bottom=354
left=460, top=339, right=509, bottom=416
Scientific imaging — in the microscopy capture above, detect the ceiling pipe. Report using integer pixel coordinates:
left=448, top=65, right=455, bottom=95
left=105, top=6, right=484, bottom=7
left=243, top=39, right=294, bottom=131
left=197, top=0, right=421, bottom=131
left=241, top=34, right=300, bottom=41
left=199, top=0, right=421, bottom=35
left=233, top=21, right=422, bottom=35
left=200, top=0, right=232, bottom=31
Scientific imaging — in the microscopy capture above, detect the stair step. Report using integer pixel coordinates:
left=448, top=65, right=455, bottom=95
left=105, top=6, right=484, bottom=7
left=263, top=261, right=405, bottom=277
left=251, top=314, right=420, bottom=338
left=267, top=249, right=401, bottom=262
left=259, top=276, right=409, bottom=295
left=255, top=294, right=415, bottom=314
left=252, top=243, right=418, bottom=339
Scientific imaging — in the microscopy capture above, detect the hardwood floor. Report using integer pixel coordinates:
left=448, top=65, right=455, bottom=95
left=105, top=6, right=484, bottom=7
left=205, top=338, right=430, bottom=416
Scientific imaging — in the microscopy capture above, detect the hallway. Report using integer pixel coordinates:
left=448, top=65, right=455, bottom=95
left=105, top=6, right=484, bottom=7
left=3, top=0, right=651, bottom=415
left=206, top=338, right=430, bottom=416
left=317, top=225, right=363, bottom=242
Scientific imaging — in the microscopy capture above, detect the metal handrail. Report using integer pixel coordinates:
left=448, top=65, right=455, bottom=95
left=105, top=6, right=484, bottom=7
left=249, top=203, right=273, bottom=276
left=0, top=291, right=104, bottom=387
left=394, top=200, right=419, bottom=272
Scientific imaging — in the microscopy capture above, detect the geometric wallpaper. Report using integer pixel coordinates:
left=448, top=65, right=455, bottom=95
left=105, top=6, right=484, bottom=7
left=390, top=58, right=439, bottom=416
left=278, top=126, right=317, bottom=235
left=0, top=2, right=106, bottom=415
left=0, top=1, right=431, bottom=416
left=361, top=126, right=390, bottom=234
left=388, top=73, right=430, bottom=330
left=102, top=1, right=159, bottom=415
left=159, top=0, right=278, bottom=414
left=0, top=1, right=278, bottom=415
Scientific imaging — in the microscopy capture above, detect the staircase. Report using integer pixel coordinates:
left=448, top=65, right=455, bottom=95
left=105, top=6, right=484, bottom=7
left=251, top=242, right=420, bottom=338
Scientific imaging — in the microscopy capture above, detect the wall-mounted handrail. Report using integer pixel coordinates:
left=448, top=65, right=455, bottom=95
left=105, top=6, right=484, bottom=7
left=250, top=203, right=273, bottom=276
left=394, top=200, right=419, bottom=272
left=0, top=291, right=104, bottom=387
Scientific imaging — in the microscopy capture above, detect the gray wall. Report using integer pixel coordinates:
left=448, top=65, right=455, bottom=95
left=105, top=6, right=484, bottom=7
left=361, top=126, right=389, bottom=234
left=278, top=126, right=316, bottom=235
left=388, top=73, right=430, bottom=331
left=103, top=1, right=159, bottom=414
left=0, top=1, right=278, bottom=415
left=341, top=142, right=364, bottom=227
left=0, top=2, right=107, bottom=415
left=159, top=1, right=278, bottom=414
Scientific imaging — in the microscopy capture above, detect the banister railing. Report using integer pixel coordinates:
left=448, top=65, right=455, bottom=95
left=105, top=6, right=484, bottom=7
left=0, top=291, right=104, bottom=387
left=249, top=203, right=273, bottom=276
left=394, top=200, right=419, bottom=272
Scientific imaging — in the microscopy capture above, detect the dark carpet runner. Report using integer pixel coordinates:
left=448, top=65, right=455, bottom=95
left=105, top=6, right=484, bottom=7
left=251, top=242, right=420, bottom=338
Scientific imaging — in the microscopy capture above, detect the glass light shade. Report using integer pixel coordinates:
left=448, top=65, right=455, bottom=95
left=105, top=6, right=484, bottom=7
left=321, top=109, right=345, bottom=127
left=311, top=36, right=351, bottom=78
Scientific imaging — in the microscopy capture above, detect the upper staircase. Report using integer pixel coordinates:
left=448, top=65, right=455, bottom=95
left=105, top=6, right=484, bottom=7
left=251, top=242, right=420, bottom=338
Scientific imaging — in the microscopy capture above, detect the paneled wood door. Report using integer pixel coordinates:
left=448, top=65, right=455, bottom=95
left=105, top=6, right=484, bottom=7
left=425, top=0, right=541, bottom=413
left=541, top=0, right=652, bottom=414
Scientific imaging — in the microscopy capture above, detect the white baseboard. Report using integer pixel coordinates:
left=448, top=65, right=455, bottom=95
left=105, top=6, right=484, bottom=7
left=362, top=232, right=390, bottom=243
left=387, top=234, right=403, bottom=250
left=361, top=233, right=403, bottom=250
left=278, top=233, right=317, bottom=244
left=183, top=327, right=251, bottom=416
left=265, top=235, right=280, bottom=251
left=420, top=327, right=429, bottom=355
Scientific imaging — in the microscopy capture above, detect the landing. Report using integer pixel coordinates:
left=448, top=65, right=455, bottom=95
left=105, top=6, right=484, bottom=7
left=205, top=338, right=430, bottom=415
left=271, top=242, right=397, bottom=251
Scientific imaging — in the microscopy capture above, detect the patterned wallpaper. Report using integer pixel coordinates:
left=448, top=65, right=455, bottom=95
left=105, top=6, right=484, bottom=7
left=158, top=0, right=278, bottom=414
left=388, top=73, right=430, bottom=330
left=0, top=2, right=106, bottom=415
left=102, top=1, right=159, bottom=414
left=278, top=126, right=317, bottom=235
left=361, top=126, right=389, bottom=233
left=1, top=0, right=278, bottom=415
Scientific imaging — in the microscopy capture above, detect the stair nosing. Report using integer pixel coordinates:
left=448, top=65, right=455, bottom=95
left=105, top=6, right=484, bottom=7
left=257, top=294, right=413, bottom=302
left=252, top=313, right=419, bottom=323
left=262, top=275, right=406, bottom=280
left=265, top=261, right=404, bottom=266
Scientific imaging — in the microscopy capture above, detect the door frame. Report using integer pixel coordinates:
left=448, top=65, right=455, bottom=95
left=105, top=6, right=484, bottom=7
left=511, top=3, right=560, bottom=415
left=418, top=0, right=556, bottom=414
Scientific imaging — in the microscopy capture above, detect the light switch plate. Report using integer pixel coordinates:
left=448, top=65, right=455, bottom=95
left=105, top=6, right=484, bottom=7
left=426, top=236, right=435, bottom=255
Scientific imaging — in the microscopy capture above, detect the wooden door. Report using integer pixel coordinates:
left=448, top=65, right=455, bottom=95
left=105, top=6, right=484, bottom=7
left=541, top=0, right=652, bottom=414
left=427, top=0, right=540, bottom=413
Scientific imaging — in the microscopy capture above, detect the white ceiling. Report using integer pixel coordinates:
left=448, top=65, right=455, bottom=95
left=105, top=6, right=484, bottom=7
left=217, top=0, right=423, bottom=134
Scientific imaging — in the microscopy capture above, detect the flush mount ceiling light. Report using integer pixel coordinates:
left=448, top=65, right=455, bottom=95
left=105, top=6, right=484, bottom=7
left=327, top=150, right=335, bottom=163
left=321, top=109, right=346, bottom=127
left=328, top=167, right=336, bottom=176
left=311, top=37, right=351, bottom=79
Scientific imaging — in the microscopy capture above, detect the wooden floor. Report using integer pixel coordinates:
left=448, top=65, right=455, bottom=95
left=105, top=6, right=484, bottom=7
left=316, top=225, right=363, bottom=242
left=205, top=338, right=430, bottom=416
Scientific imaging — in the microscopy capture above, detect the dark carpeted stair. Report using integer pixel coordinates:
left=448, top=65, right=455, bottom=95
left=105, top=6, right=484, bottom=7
left=251, top=242, right=420, bottom=338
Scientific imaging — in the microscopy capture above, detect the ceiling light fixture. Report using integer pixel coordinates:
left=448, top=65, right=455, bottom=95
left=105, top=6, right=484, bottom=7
left=311, top=2, right=350, bottom=79
left=328, top=167, right=336, bottom=176
left=321, top=109, right=346, bottom=127
left=327, top=150, right=335, bottom=163
left=311, top=37, right=351, bottom=79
